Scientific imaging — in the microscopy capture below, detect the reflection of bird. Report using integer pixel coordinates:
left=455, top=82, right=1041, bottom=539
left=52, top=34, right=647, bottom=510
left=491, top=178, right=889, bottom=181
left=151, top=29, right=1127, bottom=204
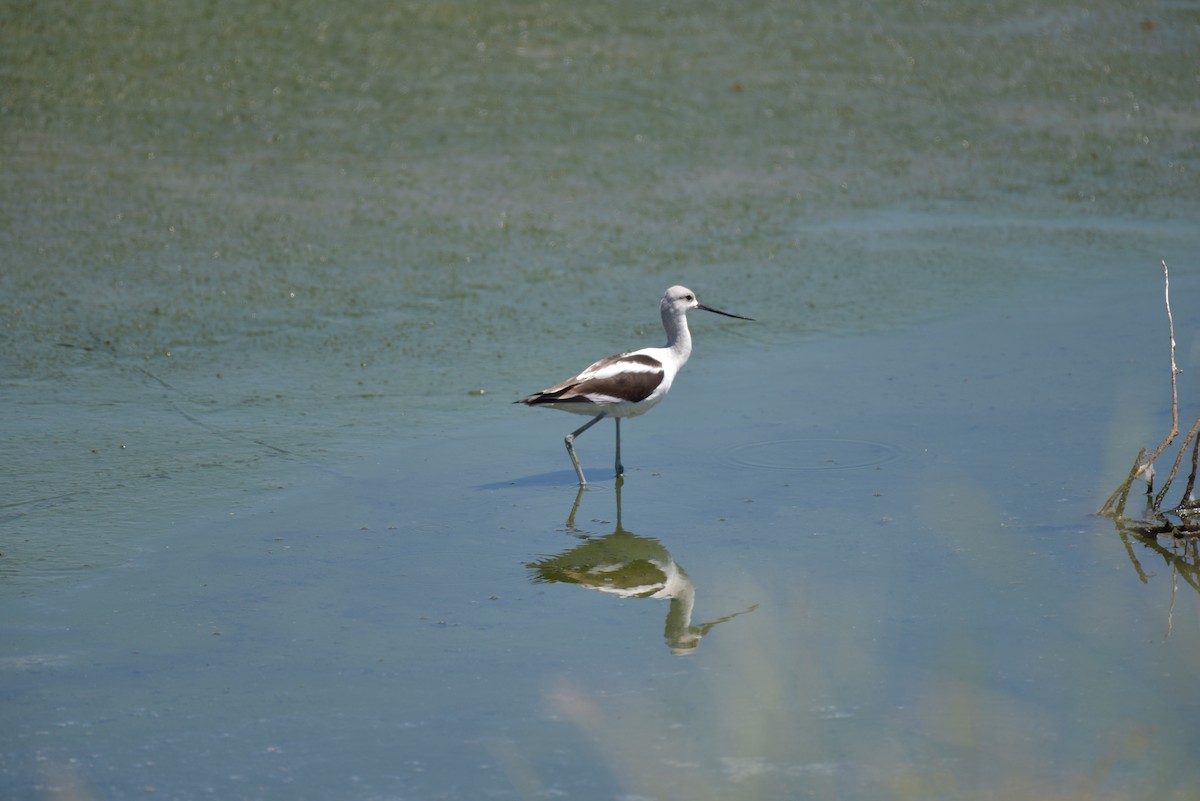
left=516, top=286, right=752, bottom=484
left=527, top=479, right=757, bottom=655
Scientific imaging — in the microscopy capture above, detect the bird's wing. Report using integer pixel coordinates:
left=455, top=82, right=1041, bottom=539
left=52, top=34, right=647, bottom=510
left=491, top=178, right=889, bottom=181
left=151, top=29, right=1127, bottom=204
left=524, top=352, right=664, bottom=405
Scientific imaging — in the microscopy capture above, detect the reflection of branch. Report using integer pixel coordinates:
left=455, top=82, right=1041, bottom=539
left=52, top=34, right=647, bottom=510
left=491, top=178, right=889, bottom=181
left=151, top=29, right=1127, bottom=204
left=1116, top=519, right=1200, bottom=641
left=1117, top=528, right=1152, bottom=584
left=1174, top=543, right=1200, bottom=595
left=1116, top=522, right=1200, bottom=595
left=1166, top=565, right=1177, bottom=640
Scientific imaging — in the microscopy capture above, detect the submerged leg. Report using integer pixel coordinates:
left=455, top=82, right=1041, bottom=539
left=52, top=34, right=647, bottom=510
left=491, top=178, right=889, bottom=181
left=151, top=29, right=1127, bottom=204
left=614, top=417, right=624, bottom=477
left=565, top=413, right=606, bottom=485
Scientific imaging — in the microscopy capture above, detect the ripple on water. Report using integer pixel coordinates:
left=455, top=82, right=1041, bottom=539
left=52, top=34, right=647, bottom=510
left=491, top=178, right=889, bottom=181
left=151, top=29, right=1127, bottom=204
left=726, top=438, right=901, bottom=471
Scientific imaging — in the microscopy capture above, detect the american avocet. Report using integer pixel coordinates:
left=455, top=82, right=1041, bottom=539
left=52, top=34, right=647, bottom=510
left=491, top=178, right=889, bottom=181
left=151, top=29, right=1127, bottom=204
left=516, top=285, right=753, bottom=484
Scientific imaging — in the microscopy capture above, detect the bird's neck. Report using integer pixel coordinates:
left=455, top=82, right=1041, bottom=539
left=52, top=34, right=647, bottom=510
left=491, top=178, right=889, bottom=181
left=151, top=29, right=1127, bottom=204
left=663, top=310, right=693, bottom=361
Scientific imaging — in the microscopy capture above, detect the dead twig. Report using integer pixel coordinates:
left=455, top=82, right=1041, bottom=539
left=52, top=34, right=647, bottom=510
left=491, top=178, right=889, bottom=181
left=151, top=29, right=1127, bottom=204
left=1142, top=261, right=1180, bottom=486
left=1155, top=415, right=1200, bottom=511
left=1100, top=447, right=1147, bottom=518
left=1179, top=433, right=1200, bottom=511
left=1101, top=261, right=1200, bottom=536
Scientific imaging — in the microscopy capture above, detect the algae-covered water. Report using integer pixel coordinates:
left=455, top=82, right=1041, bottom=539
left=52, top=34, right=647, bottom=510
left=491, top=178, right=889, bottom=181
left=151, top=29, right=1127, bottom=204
left=3, top=1, right=1199, bottom=798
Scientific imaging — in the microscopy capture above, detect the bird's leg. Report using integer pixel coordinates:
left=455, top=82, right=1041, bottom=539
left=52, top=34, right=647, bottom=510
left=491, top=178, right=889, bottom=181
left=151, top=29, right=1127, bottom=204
left=565, top=484, right=586, bottom=529
left=565, top=413, right=605, bottom=485
left=614, top=417, right=624, bottom=477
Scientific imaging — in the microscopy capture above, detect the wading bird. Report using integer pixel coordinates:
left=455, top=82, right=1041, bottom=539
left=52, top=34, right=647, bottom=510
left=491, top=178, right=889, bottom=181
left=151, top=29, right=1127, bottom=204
left=516, top=285, right=753, bottom=484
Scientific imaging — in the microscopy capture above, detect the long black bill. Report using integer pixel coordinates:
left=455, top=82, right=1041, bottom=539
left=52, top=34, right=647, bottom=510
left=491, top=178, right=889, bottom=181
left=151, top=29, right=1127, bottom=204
left=697, top=303, right=755, bottom=321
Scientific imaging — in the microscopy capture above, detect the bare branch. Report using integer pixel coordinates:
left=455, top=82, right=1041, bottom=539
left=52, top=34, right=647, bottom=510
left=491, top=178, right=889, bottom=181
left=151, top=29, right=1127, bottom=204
left=1103, top=260, right=1200, bottom=539
left=1159, top=415, right=1200, bottom=511
left=1180, top=428, right=1200, bottom=510
left=1140, top=261, right=1182, bottom=509
left=1100, top=447, right=1147, bottom=517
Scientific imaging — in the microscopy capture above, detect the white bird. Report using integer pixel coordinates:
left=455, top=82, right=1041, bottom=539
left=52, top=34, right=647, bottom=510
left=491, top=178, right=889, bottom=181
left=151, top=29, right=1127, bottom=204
left=516, top=285, right=753, bottom=484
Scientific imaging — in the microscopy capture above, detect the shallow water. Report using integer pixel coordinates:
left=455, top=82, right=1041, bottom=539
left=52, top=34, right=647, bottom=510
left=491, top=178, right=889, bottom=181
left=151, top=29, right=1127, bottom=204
left=3, top=1, right=1200, bottom=798
left=9, top=278, right=1200, bottom=799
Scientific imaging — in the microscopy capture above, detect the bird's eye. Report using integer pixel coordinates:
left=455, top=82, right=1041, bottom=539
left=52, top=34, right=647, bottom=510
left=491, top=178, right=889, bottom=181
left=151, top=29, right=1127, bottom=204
left=685, top=294, right=694, bottom=301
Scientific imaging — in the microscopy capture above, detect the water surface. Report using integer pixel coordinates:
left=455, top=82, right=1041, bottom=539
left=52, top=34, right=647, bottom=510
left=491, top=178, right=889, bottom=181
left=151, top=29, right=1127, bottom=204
left=2, top=1, right=1199, bottom=798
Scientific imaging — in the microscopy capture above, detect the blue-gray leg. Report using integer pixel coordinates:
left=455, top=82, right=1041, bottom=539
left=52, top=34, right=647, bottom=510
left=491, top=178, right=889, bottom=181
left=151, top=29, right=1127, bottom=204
left=565, top=413, right=606, bottom=485
left=615, top=417, right=624, bottom=477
